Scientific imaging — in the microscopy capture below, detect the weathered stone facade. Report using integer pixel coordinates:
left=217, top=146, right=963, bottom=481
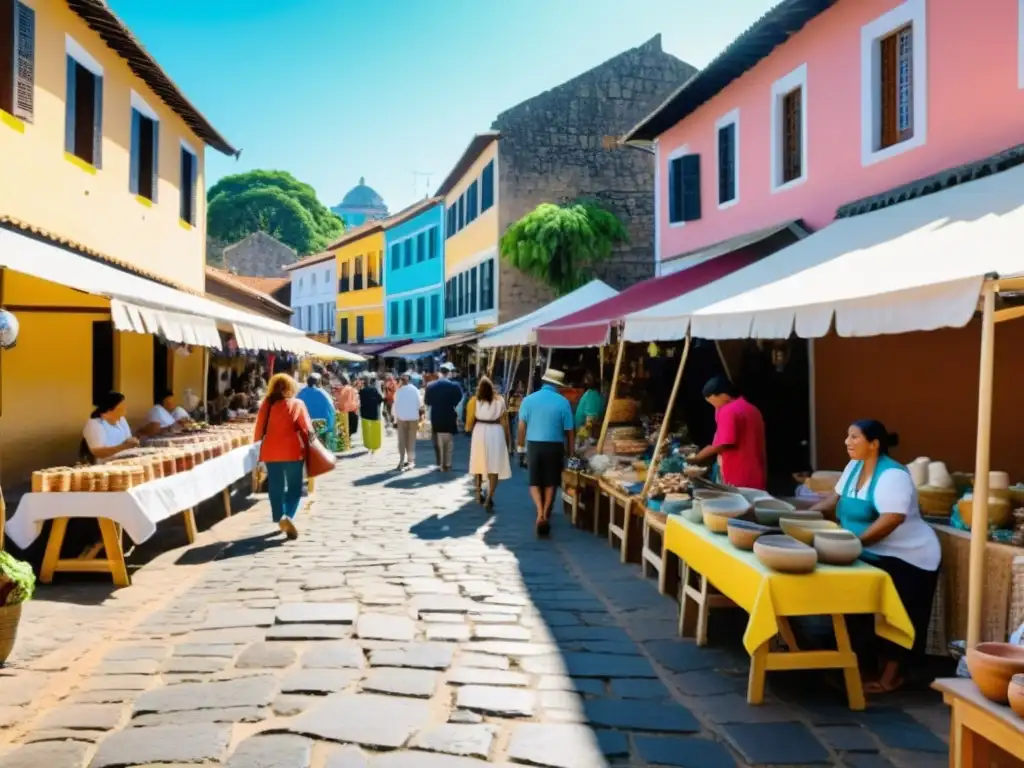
left=494, top=34, right=695, bottom=292
left=222, top=232, right=298, bottom=277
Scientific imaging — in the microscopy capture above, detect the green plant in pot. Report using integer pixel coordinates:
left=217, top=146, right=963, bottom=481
left=0, top=551, right=35, bottom=665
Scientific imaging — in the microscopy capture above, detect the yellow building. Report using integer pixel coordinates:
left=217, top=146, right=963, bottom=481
left=333, top=223, right=385, bottom=343
left=437, top=132, right=500, bottom=333
left=0, top=1, right=236, bottom=485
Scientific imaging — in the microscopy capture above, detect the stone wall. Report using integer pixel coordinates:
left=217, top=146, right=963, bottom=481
left=498, top=260, right=555, bottom=326
left=222, top=232, right=298, bottom=277
left=494, top=34, right=695, bottom=294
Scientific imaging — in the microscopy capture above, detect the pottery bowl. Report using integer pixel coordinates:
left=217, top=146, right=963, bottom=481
left=813, top=530, right=863, bottom=566
left=693, top=489, right=734, bottom=502
left=703, top=510, right=733, bottom=534
left=1009, top=674, right=1024, bottom=718
left=661, top=494, right=692, bottom=517
left=753, top=534, right=817, bottom=574
left=752, top=499, right=800, bottom=526
left=780, top=518, right=840, bottom=546
left=727, top=519, right=773, bottom=551
left=959, top=496, right=1012, bottom=529
left=701, top=494, right=751, bottom=518
left=966, top=642, right=1024, bottom=703
left=680, top=505, right=704, bottom=524
left=733, top=486, right=774, bottom=504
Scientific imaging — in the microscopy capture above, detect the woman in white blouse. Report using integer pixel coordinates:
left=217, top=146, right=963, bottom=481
left=81, top=392, right=139, bottom=462
left=141, top=390, right=193, bottom=436
left=812, top=419, right=940, bottom=694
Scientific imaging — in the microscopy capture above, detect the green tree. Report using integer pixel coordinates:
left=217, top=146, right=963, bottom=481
left=207, top=170, right=344, bottom=255
left=499, top=199, right=628, bottom=295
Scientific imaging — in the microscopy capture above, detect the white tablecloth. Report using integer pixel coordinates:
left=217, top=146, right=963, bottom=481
left=7, top=444, right=261, bottom=549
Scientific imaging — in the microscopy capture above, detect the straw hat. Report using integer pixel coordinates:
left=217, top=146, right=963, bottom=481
left=541, top=368, right=566, bottom=387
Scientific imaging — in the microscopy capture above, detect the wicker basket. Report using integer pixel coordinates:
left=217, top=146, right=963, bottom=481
left=607, top=398, right=639, bottom=424
left=0, top=603, right=22, bottom=665
left=108, top=469, right=131, bottom=493
left=918, top=487, right=957, bottom=519
left=614, top=439, right=648, bottom=456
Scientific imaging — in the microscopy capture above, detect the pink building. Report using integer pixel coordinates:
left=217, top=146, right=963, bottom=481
left=628, top=0, right=1024, bottom=273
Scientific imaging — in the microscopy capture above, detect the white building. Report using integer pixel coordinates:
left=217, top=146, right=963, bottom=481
left=283, top=252, right=337, bottom=337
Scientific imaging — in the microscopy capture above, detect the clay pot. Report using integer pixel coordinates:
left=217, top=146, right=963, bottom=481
left=680, top=505, right=703, bottom=524
left=989, top=471, right=1011, bottom=491
left=753, top=499, right=800, bottom=526
left=754, top=535, right=817, bottom=574
left=966, top=643, right=1024, bottom=703
left=701, top=494, right=751, bottom=518
left=1009, top=674, right=1024, bottom=718
left=959, top=496, right=1012, bottom=529
left=727, top=519, right=773, bottom=551
left=927, top=461, right=954, bottom=490
left=909, top=458, right=930, bottom=488
left=813, top=530, right=863, bottom=566
left=732, top=487, right=773, bottom=504
left=661, top=494, right=692, bottom=517
left=780, top=518, right=840, bottom=546
left=703, top=510, right=732, bottom=534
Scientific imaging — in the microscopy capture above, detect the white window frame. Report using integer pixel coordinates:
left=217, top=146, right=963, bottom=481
left=860, top=0, right=927, bottom=167
left=66, top=34, right=103, bottom=76
left=715, top=109, right=740, bottom=210
left=666, top=144, right=690, bottom=229
left=130, top=90, right=158, bottom=122
left=770, top=64, right=808, bottom=193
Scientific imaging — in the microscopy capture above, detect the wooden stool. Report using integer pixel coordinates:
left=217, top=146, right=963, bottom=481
left=677, top=562, right=736, bottom=646
left=642, top=509, right=671, bottom=593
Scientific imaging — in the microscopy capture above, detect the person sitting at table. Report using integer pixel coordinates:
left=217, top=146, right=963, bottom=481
left=689, top=376, right=767, bottom=490
left=140, top=390, right=193, bottom=436
left=811, top=419, right=941, bottom=693
left=81, top=391, right=140, bottom=462
left=574, top=371, right=605, bottom=430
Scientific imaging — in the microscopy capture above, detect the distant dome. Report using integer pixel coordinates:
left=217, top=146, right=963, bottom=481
left=341, top=177, right=385, bottom=208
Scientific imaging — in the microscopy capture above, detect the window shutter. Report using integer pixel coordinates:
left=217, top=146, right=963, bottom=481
left=91, top=73, right=103, bottom=168
left=128, top=109, right=140, bottom=194
left=189, top=151, right=198, bottom=222
left=150, top=119, right=159, bottom=202
left=668, top=157, right=684, bottom=223
left=64, top=56, right=76, bottom=153
left=718, top=124, right=735, bottom=204
left=681, top=154, right=701, bottom=222
left=13, top=1, right=34, bottom=122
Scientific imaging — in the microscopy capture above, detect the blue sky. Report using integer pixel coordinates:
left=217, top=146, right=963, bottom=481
left=109, top=0, right=776, bottom=213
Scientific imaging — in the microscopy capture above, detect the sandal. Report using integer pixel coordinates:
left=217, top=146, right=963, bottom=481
left=485, top=497, right=495, bottom=513
left=863, top=676, right=905, bottom=694
left=536, top=519, right=551, bottom=537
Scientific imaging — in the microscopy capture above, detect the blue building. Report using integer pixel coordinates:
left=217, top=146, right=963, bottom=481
left=331, top=177, right=389, bottom=229
left=383, top=198, right=444, bottom=341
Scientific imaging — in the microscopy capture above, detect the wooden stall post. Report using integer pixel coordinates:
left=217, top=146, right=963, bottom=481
left=714, top=341, right=733, bottom=383
left=596, top=338, right=626, bottom=454
left=487, top=348, right=497, bottom=378
left=526, top=345, right=536, bottom=395
left=967, top=283, right=996, bottom=649
left=640, top=334, right=691, bottom=501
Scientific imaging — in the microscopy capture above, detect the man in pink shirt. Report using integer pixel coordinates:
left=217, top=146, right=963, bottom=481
left=690, top=376, right=767, bottom=490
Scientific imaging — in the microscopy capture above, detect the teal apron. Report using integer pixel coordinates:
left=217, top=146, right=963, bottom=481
left=837, top=454, right=908, bottom=561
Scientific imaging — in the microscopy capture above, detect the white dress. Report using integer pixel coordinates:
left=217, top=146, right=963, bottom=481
left=470, top=397, right=512, bottom=479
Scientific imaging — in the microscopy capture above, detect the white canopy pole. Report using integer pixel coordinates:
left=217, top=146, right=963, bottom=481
left=967, top=282, right=997, bottom=649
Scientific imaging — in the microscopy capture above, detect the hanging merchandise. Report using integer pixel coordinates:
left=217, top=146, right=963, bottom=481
left=648, top=342, right=659, bottom=358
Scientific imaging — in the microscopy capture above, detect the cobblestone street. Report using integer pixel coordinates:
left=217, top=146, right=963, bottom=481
left=0, top=434, right=951, bottom=767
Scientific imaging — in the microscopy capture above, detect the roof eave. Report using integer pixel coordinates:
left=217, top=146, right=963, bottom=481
left=434, top=132, right=500, bottom=198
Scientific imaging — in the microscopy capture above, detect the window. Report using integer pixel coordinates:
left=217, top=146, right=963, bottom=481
left=463, top=271, right=472, bottom=315
left=430, top=294, right=440, bottom=332
left=403, top=239, right=412, bottom=268
left=446, top=278, right=454, bottom=318
left=91, top=320, right=114, bottom=407
left=354, top=255, right=364, bottom=290
left=771, top=64, right=807, bottom=190
left=416, top=297, right=426, bottom=334
left=318, top=304, right=325, bottom=332
left=429, top=226, right=438, bottom=259
left=716, top=110, right=738, bottom=207
left=0, top=0, right=35, bottom=122
left=480, top=259, right=495, bottom=311
left=339, top=318, right=349, bottom=344
left=180, top=146, right=198, bottom=224
left=457, top=273, right=465, bottom=316
left=339, top=261, right=350, bottom=292
left=468, top=266, right=477, bottom=314
left=390, top=302, right=399, bottom=335
left=668, top=151, right=701, bottom=224
left=324, top=269, right=329, bottom=283
left=306, top=306, right=313, bottom=331
left=129, top=95, right=159, bottom=202
left=356, top=316, right=365, bottom=344
left=457, top=195, right=465, bottom=230
left=466, top=181, right=478, bottom=224
left=446, top=205, right=456, bottom=238
left=416, top=231, right=426, bottom=263
left=312, top=272, right=317, bottom=286
left=391, top=243, right=401, bottom=271
left=404, top=300, right=412, bottom=332
left=368, top=251, right=380, bottom=287
left=65, top=39, right=104, bottom=168
left=481, top=160, right=494, bottom=212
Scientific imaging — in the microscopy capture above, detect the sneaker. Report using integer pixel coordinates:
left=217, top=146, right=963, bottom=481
left=279, top=518, right=299, bottom=540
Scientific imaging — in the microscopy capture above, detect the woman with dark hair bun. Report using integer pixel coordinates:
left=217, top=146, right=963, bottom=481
left=81, top=392, right=139, bottom=462
left=811, top=418, right=940, bottom=693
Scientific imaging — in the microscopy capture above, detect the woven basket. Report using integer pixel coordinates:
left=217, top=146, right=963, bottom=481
left=607, top=398, right=639, bottom=424
left=0, top=603, right=22, bottom=665
left=918, top=487, right=957, bottom=519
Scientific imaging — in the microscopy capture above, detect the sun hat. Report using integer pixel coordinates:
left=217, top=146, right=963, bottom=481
left=540, top=368, right=566, bottom=387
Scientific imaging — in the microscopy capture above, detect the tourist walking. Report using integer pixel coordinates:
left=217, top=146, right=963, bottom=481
left=335, top=375, right=360, bottom=440
left=382, top=373, right=397, bottom=428
left=516, top=368, right=574, bottom=536
left=424, top=363, right=463, bottom=472
left=297, top=372, right=337, bottom=451
left=255, top=373, right=313, bottom=540
left=359, top=373, right=384, bottom=455
left=392, top=372, right=423, bottom=470
left=466, top=376, right=511, bottom=511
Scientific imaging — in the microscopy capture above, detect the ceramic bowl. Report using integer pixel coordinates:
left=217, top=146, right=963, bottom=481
left=1009, top=674, right=1024, bottom=718
left=701, top=494, right=751, bottom=518
left=703, top=509, right=732, bottom=534
left=661, top=494, right=692, bottom=517
left=727, top=519, right=773, bottom=551
left=959, top=496, right=1012, bottom=529
left=813, top=530, right=863, bottom=566
left=693, top=489, right=733, bottom=502
left=753, top=534, right=817, bottom=574
left=733, top=486, right=773, bottom=504
left=966, top=642, right=1024, bottom=703
left=752, top=499, right=800, bottom=526
left=780, top=518, right=840, bottom=546
left=681, top=505, right=704, bottom=524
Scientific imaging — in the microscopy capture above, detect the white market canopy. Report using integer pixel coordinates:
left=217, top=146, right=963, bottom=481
left=623, top=161, right=1024, bottom=343
left=0, top=226, right=350, bottom=357
left=477, top=279, right=618, bottom=349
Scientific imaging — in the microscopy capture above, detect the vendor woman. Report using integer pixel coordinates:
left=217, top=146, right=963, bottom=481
left=811, top=419, right=941, bottom=693
left=82, top=391, right=140, bottom=462
left=574, top=372, right=604, bottom=430
left=141, top=390, right=193, bottom=435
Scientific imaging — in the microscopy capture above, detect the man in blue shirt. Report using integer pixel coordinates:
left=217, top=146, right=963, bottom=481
left=516, top=368, right=574, bottom=536
left=424, top=363, right=463, bottom=472
left=297, top=373, right=336, bottom=449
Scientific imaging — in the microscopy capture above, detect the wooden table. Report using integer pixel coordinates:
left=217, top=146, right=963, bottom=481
left=599, top=478, right=642, bottom=563
left=933, top=678, right=1024, bottom=767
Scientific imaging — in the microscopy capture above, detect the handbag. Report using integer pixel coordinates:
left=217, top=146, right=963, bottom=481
left=303, top=431, right=336, bottom=478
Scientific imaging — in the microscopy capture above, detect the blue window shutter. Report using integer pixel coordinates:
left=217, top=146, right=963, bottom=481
left=681, top=154, right=701, bottom=222
left=189, top=150, right=198, bottom=223
left=668, top=157, right=684, bottom=223
left=92, top=73, right=103, bottom=168
left=150, top=119, right=159, bottom=202
left=64, top=56, right=76, bottom=154
left=128, top=109, right=140, bottom=194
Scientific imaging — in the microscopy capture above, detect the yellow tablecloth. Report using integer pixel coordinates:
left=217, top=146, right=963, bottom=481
left=665, top=517, right=914, bottom=654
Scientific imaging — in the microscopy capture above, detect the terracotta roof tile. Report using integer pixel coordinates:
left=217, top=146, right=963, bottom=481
left=205, top=267, right=291, bottom=312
